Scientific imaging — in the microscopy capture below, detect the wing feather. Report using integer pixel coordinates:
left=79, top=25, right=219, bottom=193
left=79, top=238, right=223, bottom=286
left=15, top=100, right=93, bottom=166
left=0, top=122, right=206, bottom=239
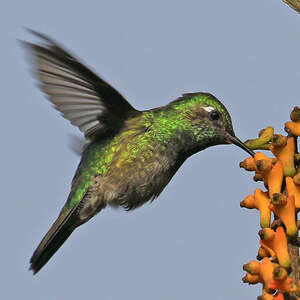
left=22, top=29, right=137, bottom=139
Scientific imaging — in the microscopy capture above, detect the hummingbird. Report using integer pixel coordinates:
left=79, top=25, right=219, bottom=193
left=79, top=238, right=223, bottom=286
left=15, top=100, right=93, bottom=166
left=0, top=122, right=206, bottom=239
left=23, top=30, right=254, bottom=274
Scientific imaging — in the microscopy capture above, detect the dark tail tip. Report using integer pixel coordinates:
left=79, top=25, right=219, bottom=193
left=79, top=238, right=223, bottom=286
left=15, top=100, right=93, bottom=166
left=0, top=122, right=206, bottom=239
left=29, top=228, right=73, bottom=274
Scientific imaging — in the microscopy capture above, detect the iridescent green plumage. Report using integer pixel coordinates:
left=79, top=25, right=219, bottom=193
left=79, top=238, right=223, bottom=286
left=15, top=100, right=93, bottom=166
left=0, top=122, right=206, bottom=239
left=24, top=30, right=253, bottom=274
left=65, top=93, right=235, bottom=211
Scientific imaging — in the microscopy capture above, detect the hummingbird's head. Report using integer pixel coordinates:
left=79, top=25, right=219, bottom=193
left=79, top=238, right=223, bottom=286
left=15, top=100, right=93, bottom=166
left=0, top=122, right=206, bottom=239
left=170, top=92, right=254, bottom=157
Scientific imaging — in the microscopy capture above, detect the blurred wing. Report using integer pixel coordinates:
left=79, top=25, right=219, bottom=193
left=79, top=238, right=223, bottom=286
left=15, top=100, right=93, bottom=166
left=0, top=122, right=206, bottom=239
left=22, top=29, right=136, bottom=139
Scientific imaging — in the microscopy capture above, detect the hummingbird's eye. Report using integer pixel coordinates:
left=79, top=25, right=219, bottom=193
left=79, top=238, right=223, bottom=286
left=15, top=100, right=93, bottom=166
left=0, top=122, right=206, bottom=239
left=209, top=110, right=221, bottom=121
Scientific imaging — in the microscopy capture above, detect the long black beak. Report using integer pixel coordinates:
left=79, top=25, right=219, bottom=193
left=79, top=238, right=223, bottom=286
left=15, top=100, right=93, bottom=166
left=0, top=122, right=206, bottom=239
left=227, top=135, right=255, bottom=157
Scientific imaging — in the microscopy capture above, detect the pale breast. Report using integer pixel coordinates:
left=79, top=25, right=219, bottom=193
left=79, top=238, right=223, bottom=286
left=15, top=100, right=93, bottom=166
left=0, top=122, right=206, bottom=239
left=100, top=153, right=178, bottom=210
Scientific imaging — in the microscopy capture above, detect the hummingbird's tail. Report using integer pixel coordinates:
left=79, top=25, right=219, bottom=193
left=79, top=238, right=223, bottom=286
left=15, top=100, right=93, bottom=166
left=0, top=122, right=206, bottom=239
left=29, top=205, right=79, bottom=274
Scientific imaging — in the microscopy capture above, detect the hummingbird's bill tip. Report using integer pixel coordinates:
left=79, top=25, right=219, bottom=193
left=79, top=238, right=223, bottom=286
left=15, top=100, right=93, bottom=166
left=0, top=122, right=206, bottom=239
left=228, top=135, right=255, bottom=157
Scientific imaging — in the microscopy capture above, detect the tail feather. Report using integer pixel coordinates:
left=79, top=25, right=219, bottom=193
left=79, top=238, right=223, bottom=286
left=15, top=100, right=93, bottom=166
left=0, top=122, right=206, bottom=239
left=30, top=205, right=79, bottom=274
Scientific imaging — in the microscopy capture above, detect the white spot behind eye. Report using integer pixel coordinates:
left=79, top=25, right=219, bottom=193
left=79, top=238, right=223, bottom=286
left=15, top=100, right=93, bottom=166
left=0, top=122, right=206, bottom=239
left=202, top=106, right=215, bottom=112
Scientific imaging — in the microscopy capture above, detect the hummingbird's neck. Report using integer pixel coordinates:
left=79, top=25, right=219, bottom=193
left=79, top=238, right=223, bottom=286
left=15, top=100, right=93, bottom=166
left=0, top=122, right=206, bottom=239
left=142, top=106, right=225, bottom=159
left=138, top=108, right=201, bottom=159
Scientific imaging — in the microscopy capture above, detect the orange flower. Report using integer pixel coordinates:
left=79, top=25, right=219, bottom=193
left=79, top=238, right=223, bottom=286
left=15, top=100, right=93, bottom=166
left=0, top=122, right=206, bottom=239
left=240, top=194, right=255, bottom=208
left=242, top=273, right=261, bottom=284
left=254, top=152, right=273, bottom=163
left=268, top=276, right=297, bottom=293
left=243, top=260, right=261, bottom=275
left=259, top=229, right=277, bottom=260
left=285, top=121, right=300, bottom=136
left=240, top=157, right=257, bottom=171
left=290, top=106, right=300, bottom=121
left=286, top=177, right=300, bottom=211
left=259, top=227, right=291, bottom=269
left=240, top=189, right=271, bottom=228
left=267, top=161, right=283, bottom=198
left=273, top=265, right=288, bottom=281
left=256, top=159, right=273, bottom=173
left=259, top=258, right=276, bottom=292
left=269, top=194, right=297, bottom=237
left=254, top=153, right=276, bottom=186
left=270, top=137, right=296, bottom=177
left=257, top=293, right=284, bottom=300
left=257, top=246, right=271, bottom=260
left=272, top=134, right=287, bottom=148
left=253, top=172, right=264, bottom=182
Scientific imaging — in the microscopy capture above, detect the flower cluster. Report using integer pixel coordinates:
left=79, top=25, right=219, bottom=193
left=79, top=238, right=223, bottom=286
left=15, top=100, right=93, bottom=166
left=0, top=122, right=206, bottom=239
left=240, top=107, right=300, bottom=299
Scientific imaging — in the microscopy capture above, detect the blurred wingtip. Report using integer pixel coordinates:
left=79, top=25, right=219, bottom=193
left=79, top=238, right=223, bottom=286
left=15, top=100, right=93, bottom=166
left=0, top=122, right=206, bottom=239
left=68, top=134, right=88, bottom=156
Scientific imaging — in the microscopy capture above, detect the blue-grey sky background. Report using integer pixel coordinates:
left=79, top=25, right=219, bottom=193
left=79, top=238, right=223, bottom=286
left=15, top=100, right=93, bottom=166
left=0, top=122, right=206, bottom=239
left=2, top=1, right=300, bottom=299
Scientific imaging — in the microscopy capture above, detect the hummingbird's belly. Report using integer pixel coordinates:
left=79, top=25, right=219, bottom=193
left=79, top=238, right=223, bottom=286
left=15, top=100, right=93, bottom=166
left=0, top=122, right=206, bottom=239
left=77, top=135, right=184, bottom=218
left=101, top=155, right=176, bottom=210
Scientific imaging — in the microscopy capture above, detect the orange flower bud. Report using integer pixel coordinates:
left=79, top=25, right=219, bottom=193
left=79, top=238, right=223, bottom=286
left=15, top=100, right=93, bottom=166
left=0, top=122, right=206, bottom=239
left=267, top=161, right=284, bottom=198
left=240, top=194, right=255, bottom=208
left=252, top=153, right=276, bottom=186
left=255, top=152, right=271, bottom=161
left=243, top=260, right=261, bottom=275
left=270, top=137, right=296, bottom=177
left=286, top=177, right=300, bottom=210
left=255, top=189, right=271, bottom=228
left=256, top=159, right=273, bottom=172
left=285, top=121, right=300, bottom=136
left=259, top=228, right=275, bottom=241
left=271, top=194, right=287, bottom=208
left=273, top=265, right=288, bottom=281
left=259, top=258, right=276, bottom=292
left=244, top=127, right=274, bottom=150
left=257, top=228, right=277, bottom=260
left=270, top=193, right=287, bottom=205
left=269, top=195, right=297, bottom=237
left=259, top=227, right=291, bottom=269
left=272, top=135, right=287, bottom=147
left=259, top=127, right=275, bottom=141
left=254, top=172, right=264, bottom=182
left=240, top=157, right=257, bottom=171
left=242, top=273, right=261, bottom=284
left=257, top=246, right=271, bottom=260
left=241, top=189, right=271, bottom=228
left=290, top=106, right=300, bottom=121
